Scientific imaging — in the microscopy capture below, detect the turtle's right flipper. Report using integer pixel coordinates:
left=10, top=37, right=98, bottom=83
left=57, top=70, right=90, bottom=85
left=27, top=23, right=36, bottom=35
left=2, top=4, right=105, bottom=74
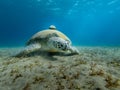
left=14, top=44, right=41, bottom=57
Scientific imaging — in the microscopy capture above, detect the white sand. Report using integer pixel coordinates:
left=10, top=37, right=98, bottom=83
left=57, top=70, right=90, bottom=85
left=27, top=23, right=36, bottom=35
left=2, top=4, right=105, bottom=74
left=0, top=47, right=120, bottom=90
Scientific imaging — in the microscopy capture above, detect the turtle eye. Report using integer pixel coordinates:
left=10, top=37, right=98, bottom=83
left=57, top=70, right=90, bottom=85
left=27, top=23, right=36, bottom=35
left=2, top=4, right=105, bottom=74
left=53, top=41, right=63, bottom=50
left=57, top=42, right=63, bottom=49
left=58, top=42, right=68, bottom=51
left=62, top=43, right=69, bottom=51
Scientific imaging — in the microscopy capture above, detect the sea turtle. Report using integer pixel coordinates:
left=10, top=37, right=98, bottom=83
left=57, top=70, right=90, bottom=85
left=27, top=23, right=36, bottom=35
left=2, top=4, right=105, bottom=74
left=15, top=25, right=79, bottom=57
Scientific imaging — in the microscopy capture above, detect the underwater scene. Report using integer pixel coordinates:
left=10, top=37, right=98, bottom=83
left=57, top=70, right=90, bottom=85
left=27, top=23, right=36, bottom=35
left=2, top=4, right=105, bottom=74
left=0, top=0, right=120, bottom=90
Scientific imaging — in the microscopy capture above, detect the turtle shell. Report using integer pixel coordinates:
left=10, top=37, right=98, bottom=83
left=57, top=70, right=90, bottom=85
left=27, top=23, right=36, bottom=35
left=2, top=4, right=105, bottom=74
left=26, top=25, right=71, bottom=46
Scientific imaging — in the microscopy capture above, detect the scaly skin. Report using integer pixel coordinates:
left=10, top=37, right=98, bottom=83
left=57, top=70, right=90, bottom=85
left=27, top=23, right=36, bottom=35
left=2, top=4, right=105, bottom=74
left=47, top=37, right=79, bottom=54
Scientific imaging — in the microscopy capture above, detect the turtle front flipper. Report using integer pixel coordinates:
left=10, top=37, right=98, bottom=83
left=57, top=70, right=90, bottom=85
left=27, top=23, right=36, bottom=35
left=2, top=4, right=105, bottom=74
left=68, top=46, right=80, bottom=55
left=14, top=43, right=41, bottom=57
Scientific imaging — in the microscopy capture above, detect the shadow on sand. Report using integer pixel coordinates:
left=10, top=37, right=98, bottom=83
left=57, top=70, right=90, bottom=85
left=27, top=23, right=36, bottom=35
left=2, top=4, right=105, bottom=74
left=13, top=49, right=78, bottom=61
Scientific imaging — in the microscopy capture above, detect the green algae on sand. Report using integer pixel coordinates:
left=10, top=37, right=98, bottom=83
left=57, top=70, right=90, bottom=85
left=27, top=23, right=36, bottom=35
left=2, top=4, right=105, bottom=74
left=0, top=46, right=120, bottom=90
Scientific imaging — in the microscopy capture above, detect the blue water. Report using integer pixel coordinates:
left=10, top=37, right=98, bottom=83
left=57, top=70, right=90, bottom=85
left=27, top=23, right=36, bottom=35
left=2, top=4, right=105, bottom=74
left=0, top=0, right=120, bottom=47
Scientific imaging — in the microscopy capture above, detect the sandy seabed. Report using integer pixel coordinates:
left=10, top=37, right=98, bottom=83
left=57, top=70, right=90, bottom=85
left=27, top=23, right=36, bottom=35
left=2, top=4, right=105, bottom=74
left=0, top=46, right=120, bottom=90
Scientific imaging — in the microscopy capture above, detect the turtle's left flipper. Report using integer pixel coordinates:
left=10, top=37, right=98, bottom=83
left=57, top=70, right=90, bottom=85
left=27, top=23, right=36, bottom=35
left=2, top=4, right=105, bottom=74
left=68, top=46, right=80, bottom=55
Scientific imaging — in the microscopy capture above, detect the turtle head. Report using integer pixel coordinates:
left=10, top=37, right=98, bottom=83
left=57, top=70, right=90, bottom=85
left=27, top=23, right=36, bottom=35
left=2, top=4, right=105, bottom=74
left=47, top=37, right=80, bottom=54
left=47, top=37, right=70, bottom=52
